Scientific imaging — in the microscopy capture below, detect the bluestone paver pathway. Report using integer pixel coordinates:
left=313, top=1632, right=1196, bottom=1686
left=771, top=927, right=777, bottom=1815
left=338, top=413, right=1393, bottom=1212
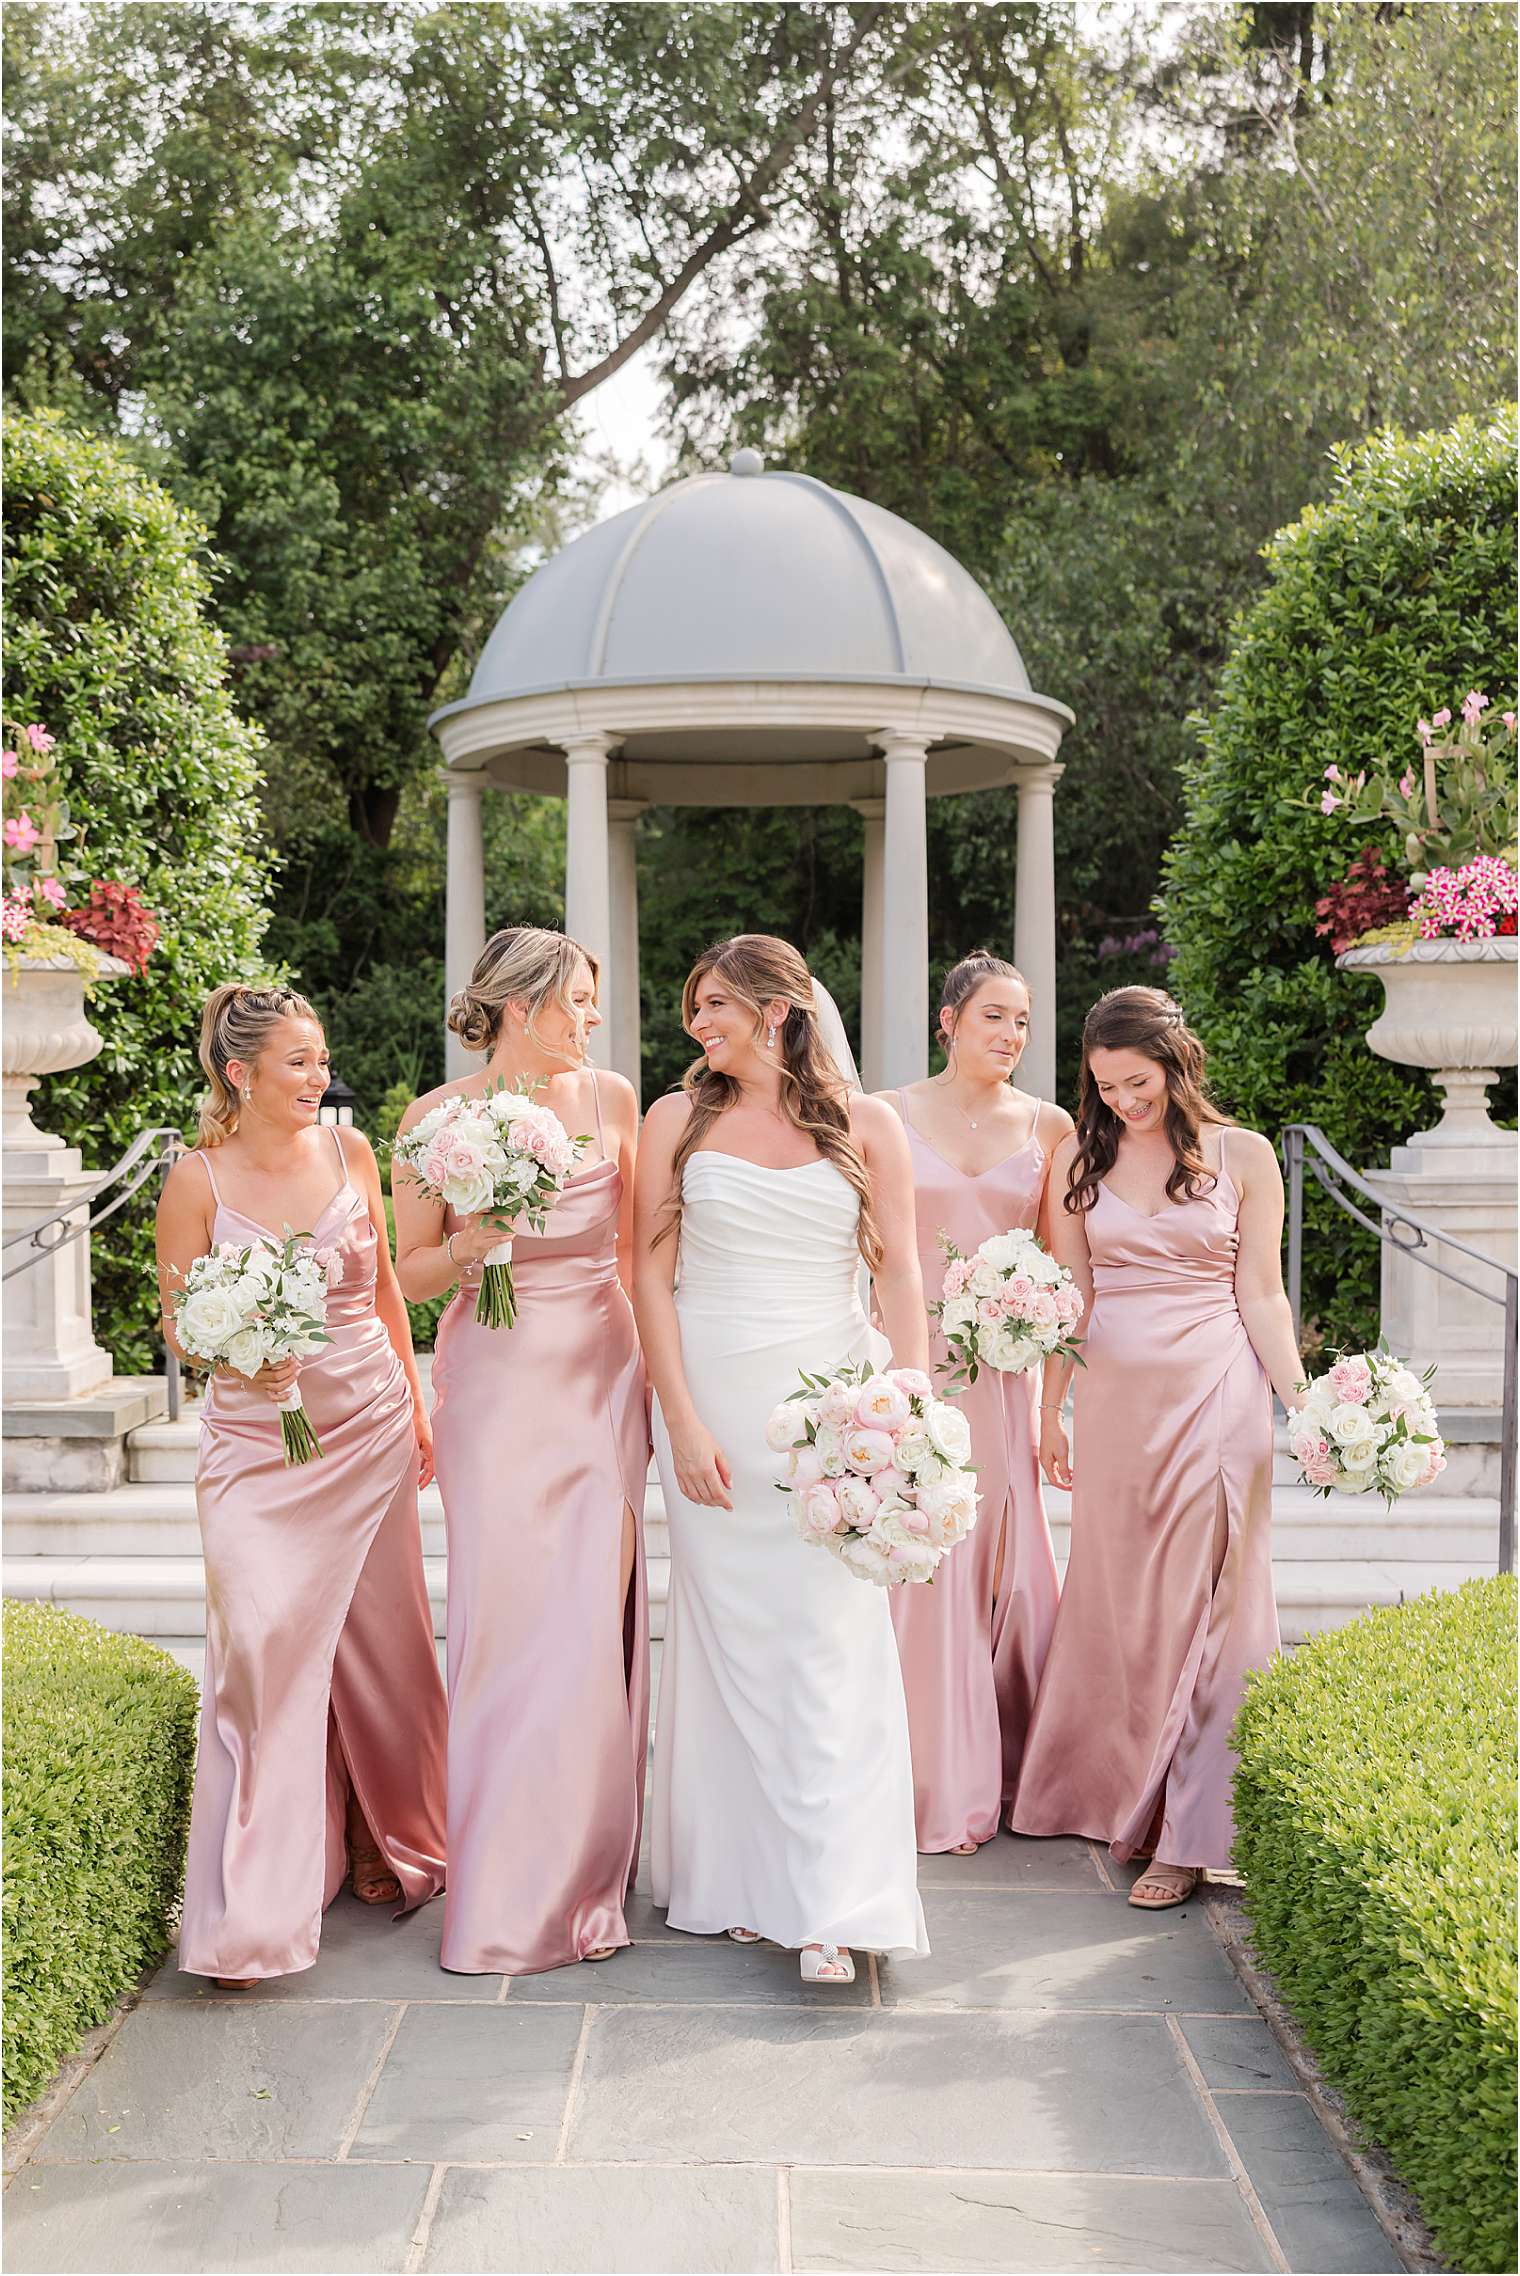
left=3, top=1827, right=1401, bottom=2275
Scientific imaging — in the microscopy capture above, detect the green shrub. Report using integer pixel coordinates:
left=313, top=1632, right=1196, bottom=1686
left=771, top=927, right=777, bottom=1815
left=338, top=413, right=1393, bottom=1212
left=3, top=1600, right=198, bottom=2123
left=2, top=410, right=273, bottom=1375
left=1232, top=1578, right=1518, bottom=2274
left=1162, top=410, right=1518, bottom=1346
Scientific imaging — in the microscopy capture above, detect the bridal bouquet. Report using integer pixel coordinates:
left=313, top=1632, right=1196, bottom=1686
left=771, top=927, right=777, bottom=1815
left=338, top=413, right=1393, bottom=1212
left=934, top=1228, right=1084, bottom=1386
left=391, top=1082, right=586, bottom=1329
left=1288, top=1349, right=1446, bottom=1505
left=172, top=1231, right=334, bottom=1463
left=767, top=1362, right=978, bottom=1587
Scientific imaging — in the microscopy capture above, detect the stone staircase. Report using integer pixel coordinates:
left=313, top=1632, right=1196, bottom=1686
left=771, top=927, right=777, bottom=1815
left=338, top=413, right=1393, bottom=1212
left=3, top=1388, right=1503, bottom=1661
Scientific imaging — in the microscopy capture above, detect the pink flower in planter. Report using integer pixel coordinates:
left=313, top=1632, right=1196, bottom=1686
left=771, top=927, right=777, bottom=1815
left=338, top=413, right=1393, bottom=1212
left=37, top=876, right=67, bottom=910
left=1, top=750, right=17, bottom=779
left=1461, top=691, right=1490, bottom=726
left=21, top=725, right=54, bottom=753
left=1323, top=764, right=1341, bottom=781
left=1398, top=773, right=1414, bottom=798
left=1503, top=713, right=1517, bottom=734
left=1430, top=707, right=1452, bottom=729
left=4, top=812, right=41, bottom=853
left=1416, top=718, right=1433, bottom=744
left=1320, top=790, right=1341, bottom=815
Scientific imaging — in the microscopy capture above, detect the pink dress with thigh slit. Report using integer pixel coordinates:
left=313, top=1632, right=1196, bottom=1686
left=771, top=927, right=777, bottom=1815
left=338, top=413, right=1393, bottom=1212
left=430, top=1079, right=650, bottom=1975
left=179, top=1131, right=448, bottom=1982
left=889, top=1100, right=1060, bottom=1852
left=1012, top=1137, right=1279, bottom=1873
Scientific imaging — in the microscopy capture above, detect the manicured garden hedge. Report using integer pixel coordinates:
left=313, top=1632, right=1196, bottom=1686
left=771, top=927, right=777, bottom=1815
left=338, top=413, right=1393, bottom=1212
left=2, top=1600, right=198, bottom=2124
left=1232, top=1578, right=1517, bottom=2274
left=1162, top=408, right=1517, bottom=1347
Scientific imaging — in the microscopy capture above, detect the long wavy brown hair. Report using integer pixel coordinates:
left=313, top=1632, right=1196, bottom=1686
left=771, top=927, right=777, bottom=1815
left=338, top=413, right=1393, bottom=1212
left=658, top=935, right=882, bottom=1269
left=1064, top=986, right=1227, bottom=1215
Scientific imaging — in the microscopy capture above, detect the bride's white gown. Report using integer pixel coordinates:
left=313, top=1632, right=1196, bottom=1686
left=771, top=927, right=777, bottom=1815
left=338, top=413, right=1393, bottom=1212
left=651, top=1151, right=928, bottom=1955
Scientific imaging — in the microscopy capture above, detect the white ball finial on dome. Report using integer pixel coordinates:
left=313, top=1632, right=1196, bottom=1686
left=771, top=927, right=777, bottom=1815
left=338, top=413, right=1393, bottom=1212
left=729, top=446, right=765, bottom=478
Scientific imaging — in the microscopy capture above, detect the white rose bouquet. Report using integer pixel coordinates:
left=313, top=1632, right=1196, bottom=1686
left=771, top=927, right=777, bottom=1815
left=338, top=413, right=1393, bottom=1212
left=172, top=1231, right=334, bottom=1463
left=766, top=1361, right=978, bottom=1587
left=933, top=1227, right=1084, bottom=1387
left=391, top=1081, right=587, bottom=1329
left=1288, top=1348, right=1446, bottom=1506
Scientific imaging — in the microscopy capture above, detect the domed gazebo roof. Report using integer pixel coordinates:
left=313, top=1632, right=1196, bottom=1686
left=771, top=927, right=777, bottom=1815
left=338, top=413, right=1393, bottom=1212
left=430, top=451, right=1070, bottom=805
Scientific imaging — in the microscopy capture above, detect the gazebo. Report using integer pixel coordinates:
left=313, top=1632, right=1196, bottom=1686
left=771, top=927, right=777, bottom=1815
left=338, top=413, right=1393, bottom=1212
left=430, top=450, right=1073, bottom=1098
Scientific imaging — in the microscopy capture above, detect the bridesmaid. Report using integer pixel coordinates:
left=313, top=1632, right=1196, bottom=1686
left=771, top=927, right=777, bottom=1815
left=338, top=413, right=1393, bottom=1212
left=1012, top=987, right=1304, bottom=1907
left=879, top=951, right=1071, bottom=1854
left=157, top=984, right=447, bottom=1988
left=394, top=927, right=648, bottom=1975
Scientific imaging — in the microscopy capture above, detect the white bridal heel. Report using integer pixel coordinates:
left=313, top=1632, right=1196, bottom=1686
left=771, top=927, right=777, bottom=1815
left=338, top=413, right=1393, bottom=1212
left=726, top=1926, right=762, bottom=1943
left=800, top=1942, right=855, bottom=1984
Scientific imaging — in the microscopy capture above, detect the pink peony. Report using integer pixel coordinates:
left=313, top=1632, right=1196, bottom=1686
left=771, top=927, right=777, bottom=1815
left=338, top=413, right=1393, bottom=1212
left=891, top=1368, right=934, bottom=1401
left=843, top=1426, right=897, bottom=1476
left=854, top=1375, right=911, bottom=1432
left=871, top=1463, right=911, bottom=1502
left=799, top=1482, right=844, bottom=1537
left=789, top=1444, right=826, bottom=1489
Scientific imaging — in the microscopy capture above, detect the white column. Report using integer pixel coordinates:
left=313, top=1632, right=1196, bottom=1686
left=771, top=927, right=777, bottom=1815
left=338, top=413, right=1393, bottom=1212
left=1014, top=764, right=1063, bottom=1101
left=445, top=770, right=487, bottom=1080
left=853, top=798, right=886, bottom=1091
left=608, top=799, right=646, bottom=1099
left=877, top=733, right=930, bottom=1088
left=562, top=732, right=617, bottom=1070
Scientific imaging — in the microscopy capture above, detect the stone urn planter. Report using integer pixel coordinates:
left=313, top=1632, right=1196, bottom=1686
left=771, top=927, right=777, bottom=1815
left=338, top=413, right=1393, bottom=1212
left=1337, top=935, right=1517, bottom=1406
left=3, top=950, right=129, bottom=1402
left=1336, top=936, right=1518, bottom=1146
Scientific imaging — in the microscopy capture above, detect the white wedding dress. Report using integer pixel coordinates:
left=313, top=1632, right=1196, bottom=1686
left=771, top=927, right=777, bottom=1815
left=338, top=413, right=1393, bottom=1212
left=651, top=1150, right=929, bottom=1955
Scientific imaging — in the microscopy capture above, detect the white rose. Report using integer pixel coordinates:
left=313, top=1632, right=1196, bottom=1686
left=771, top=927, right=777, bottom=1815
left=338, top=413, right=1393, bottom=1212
left=446, top=1169, right=497, bottom=1216
left=872, top=1510, right=941, bottom=1584
left=837, top=1529, right=898, bottom=1586
left=1384, top=1365, right=1427, bottom=1408
left=1328, top=1403, right=1378, bottom=1451
left=939, top=1297, right=977, bottom=1338
left=177, top=1284, right=244, bottom=1353
left=968, top=1259, right=1001, bottom=1299
left=1382, top=1438, right=1434, bottom=1492
left=223, top=1325, right=272, bottom=1378
left=1337, top=1463, right=1377, bottom=1494
left=765, top=1404, right=802, bottom=1452
left=924, top=1400, right=972, bottom=1466
left=978, top=1233, right=1024, bottom=1273
left=1340, top=1437, right=1378, bottom=1475
left=893, top=1427, right=937, bottom=1478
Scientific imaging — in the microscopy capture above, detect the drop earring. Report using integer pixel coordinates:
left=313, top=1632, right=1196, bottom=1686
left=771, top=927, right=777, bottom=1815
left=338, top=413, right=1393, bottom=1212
left=766, top=1025, right=777, bottom=1051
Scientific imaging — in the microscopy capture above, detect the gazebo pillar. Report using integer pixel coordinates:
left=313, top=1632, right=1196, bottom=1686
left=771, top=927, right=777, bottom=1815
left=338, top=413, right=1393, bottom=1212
left=1014, top=763, right=1063, bottom=1101
left=561, top=731, right=619, bottom=1070
left=854, top=799, right=886, bottom=1091
left=608, top=799, right=645, bottom=1099
left=445, top=770, right=487, bottom=1080
left=876, top=732, right=930, bottom=1088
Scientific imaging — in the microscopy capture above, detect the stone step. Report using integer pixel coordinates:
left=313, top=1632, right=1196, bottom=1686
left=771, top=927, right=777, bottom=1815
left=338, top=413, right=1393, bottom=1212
left=7, top=1476, right=1498, bottom=1567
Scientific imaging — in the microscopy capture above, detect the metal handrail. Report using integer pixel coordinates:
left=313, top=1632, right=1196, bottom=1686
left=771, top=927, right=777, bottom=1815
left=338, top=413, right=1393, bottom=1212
left=3, top=1122, right=189, bottom=1419
left=1282, top=1121, right=1516, bottom=1574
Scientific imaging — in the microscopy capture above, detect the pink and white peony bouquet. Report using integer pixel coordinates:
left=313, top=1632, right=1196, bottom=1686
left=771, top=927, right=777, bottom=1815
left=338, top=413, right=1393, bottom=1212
left=766, top=1362, right=978, bottom=1587
left=1289, top=1349, right=1445, bottom=1506
left=934, top=1228, right=1084, bottom=1387
left=392, top=1083, right=586, bottom=1329
left=172, top=1230, right=334, bottom=1462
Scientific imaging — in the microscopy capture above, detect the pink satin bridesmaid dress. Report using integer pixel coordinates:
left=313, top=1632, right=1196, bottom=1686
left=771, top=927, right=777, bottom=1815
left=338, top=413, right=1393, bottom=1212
left=890, top=1096, right=1060, bottom=1852
left=179, top=1128, right=448, bottom=1982
left=430, top=1078, right=650, bottom=1974
left=1012, top=1130, right=1279, bottom=1873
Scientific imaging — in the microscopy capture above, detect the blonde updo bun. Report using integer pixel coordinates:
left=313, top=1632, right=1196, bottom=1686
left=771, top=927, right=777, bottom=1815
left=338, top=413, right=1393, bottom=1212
left=447, top=927, right=600, bottom=1060
left=196, top=982, right=320, bottom=1147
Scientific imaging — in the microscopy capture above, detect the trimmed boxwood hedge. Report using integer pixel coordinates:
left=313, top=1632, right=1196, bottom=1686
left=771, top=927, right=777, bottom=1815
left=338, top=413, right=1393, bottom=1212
left=1233, top=1578, right=1517, bottom=2274
left=2, top=1600, right=198, bottom=2124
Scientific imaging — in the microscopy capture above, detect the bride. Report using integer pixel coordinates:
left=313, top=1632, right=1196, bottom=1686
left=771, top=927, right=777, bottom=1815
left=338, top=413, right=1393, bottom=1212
left=633, top=934, right=929, bottom=1984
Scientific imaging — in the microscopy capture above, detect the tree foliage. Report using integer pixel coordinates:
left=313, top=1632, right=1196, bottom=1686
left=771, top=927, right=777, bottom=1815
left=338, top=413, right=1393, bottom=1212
left=1162, top=408, right=1518, bottom=1346
left=2, top=409, right=272, bottom=1370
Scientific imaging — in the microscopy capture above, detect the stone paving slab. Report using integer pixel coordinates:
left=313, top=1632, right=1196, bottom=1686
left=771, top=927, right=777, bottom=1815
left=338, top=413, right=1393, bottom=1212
left=567, top=2005, right=1231, bottom=2175
left=348, top=2004, right=584, bottom=2163
left=1176, top=2013, right=1299, bottom=2092
left=141, top=1893, right=491, bottom=2005
left=4, top=2162, right=430, bottom=2274
left=511, top=1935, right=872, bottom=2007
left=419, top=2165, right=782, bottom=2273
left=881, top=1889, right=1252, bottom=2013
left=914, top=1832, right=1106, bottom=1890
left=33, top=2002, right=398, bottom=2164
left=786, top=2167, right=1277, bottom=2273
left=1214, top=2093, right=1405, bottom=2274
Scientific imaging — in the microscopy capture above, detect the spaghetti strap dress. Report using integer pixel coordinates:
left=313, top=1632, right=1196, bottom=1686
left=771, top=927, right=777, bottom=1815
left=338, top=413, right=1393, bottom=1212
left=430, top=1074, right=651, bottom=1974
left=890, top=1095, right=1060, bottom=1851
left=179, top=1128, right=447, bottom=1982
left=1012, top=1134, right=1279, bottom=1872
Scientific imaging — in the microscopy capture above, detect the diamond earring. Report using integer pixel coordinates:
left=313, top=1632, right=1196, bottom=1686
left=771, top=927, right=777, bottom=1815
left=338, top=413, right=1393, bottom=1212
left=767, top=1026, right=777, bottom=1050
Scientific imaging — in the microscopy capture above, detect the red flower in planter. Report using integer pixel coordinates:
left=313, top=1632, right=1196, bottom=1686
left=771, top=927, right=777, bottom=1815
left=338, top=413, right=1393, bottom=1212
left=61, top=880, right=160, bottom=976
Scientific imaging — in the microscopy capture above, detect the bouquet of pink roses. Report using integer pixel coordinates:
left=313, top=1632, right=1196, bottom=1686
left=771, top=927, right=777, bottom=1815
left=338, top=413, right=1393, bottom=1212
left=1288, top=1348, right=1445, bottom=1506
left=766, top=1361, right=978, bottom=1587
left=933, top=1227, right=1084, bottom=1387
left=392, top=1081, right=586, bottom=1329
